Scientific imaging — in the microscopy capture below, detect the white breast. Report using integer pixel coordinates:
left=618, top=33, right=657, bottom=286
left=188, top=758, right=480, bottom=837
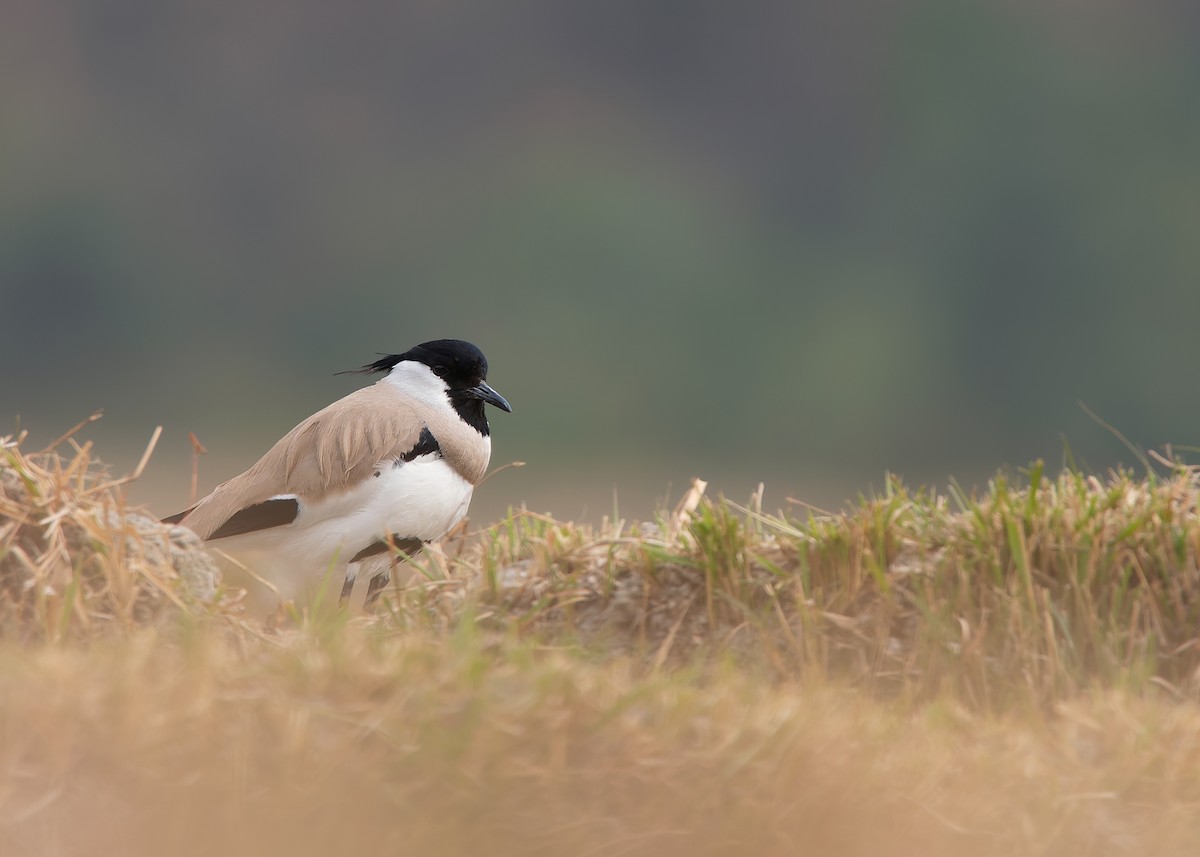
left=209, top=454, right=474, bottom=608
left=361, top=454, right=475, bottom=541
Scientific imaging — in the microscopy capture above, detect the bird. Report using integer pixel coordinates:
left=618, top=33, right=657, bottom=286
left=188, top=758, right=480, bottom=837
left=163, top=339, right=511, bottom=612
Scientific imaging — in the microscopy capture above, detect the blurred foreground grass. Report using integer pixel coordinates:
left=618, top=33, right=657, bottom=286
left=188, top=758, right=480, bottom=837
left=3, top=428, right=1200, bottom=855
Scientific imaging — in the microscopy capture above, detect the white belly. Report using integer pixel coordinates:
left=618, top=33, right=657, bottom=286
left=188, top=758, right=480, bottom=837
left=212, top=454, right=473, bottom=609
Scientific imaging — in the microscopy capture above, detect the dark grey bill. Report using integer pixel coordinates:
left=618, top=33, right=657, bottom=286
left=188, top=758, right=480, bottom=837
left=470, top=380, right=512, bottom=413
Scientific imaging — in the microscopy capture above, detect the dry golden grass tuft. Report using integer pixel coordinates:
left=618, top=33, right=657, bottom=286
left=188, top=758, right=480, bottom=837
left=0, top=424, right=221, bottom=639
left=3, top=427, right=1200, bottom=855
left=395, top=463, right=1200, bottom=712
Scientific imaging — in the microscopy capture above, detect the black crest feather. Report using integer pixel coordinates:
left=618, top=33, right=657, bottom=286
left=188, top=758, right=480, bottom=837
left=335, top=353, right=402, bottom=376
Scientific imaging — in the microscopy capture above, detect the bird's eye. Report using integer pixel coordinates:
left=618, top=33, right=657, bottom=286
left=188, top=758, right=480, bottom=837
left=433, top=365, right=448, bottom=377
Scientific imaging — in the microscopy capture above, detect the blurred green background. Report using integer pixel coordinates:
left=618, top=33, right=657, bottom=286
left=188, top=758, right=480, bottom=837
left=3, top=1, right=1198, bottom=522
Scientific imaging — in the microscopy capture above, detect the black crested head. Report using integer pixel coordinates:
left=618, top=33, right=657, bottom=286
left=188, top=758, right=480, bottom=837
left=349, top=339, right=511, bottom=436
left=348, top=339, right=487, bottom=378
left=401, top=339, right=490, bottom=383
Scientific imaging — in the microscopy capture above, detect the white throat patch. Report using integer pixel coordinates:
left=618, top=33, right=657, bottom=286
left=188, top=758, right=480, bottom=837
left=383, top=360, right=452, bottom=406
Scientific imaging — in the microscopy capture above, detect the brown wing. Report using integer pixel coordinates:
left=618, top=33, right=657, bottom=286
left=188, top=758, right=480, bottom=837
left=173, top=384, right=426, bottom=540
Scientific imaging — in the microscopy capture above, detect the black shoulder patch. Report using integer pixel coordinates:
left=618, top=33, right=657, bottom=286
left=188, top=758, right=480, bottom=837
left=400, top=427, right=440, bottom=463
left=208, top=497, right=301, bottom=540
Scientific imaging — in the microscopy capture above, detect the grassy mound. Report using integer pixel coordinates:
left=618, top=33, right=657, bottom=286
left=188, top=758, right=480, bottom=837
left=3, top=426, right=1200, bottom=855
left=399, top=465, right=1200, bottom=711
left=0, top=427, right=219, bottom=639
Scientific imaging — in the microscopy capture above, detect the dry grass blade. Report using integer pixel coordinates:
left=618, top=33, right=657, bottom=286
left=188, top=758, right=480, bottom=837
left=36, top=410, right=103, bottom=454
left=667, top=477, right=707, bottom=541
left=188, top=430, right=208, bottom=503
left=477, top=459, right=526, bottom=487
left=83, top=425, right=162, bottom=495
